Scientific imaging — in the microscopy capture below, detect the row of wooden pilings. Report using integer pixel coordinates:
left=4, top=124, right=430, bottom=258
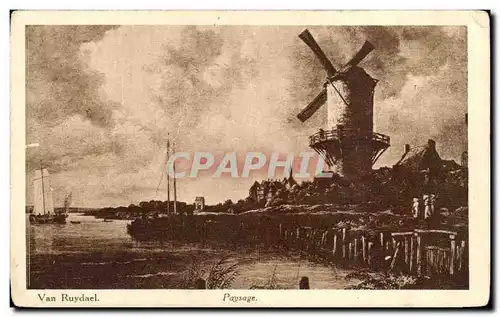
left=277, top=224, right=468, bottom=278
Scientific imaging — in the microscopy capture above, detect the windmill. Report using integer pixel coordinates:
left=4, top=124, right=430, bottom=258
left=297, top=29, right=390, bottom=181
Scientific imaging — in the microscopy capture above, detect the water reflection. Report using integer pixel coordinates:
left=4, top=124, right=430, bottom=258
left=26, top=213, right=357, bottom=289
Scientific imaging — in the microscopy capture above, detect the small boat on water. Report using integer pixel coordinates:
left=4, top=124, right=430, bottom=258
left=29, top=166, right=68, bottom=225
left=70, top=221, right=81, bottom=224
left=103, top=219, right=113, bottom=223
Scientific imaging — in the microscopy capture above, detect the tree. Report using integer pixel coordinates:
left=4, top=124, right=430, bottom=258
left=223, top=199, right=233, bottom=206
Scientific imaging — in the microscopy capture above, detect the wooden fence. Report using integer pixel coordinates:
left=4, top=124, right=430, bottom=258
left=277, top=225, right=468, bottom=278
left=131, top=216, right=468, bottom=280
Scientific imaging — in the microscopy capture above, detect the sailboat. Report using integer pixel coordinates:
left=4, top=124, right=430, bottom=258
left=29, top=167, right=68, bottom=225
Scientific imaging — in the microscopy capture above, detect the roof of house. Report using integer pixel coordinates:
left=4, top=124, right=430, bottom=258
left=394, top=140, right=442, bottom=172
left=441, top=159, right=461, bottom=172
left=249, top=181, right=261, bottom=192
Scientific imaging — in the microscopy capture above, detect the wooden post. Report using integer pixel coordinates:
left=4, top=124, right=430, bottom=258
left=389, top=242, right=401, bottom=272
left=342, top=228, right=347, bottom=258
left=404, top=235, right=409, bottom=268
left=362, top=236, right=367, bottom=263
left=279, top=223, right=282, bottom=239
left=437, top=249, right=441, bottom=274
left=305, top=229, right=309, bottom=251
left=441, top=250, right=446, bottom=274
left=368, top=242, right=373, bottom=266
left=429, top=248, right=434, bottom=275
left=299, top=276, right=310, bottom=289
left=196, top=278, right=207, bottom=289
left=449, top=234, right=456, bottom=275
left=332, top=233, right=337, bottom=257
left=380, top=232, right=384, bottom=249
left=459, top=240, right=465, bottom=271
left=354, top=238, right=358, bottom=261
left=410, top=234, right=414, bottom=272
left=416, top=233, right=422, bottom=276
left=348, top=242, right=353, bottom=260
left=311, top=229, right=315, bottom=248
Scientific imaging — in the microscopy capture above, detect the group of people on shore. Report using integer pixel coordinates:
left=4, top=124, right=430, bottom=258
left=411, top=193, right=437, bottom=227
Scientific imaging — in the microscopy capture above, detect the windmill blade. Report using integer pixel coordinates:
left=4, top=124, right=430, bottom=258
left=343, top=40, right=375, bottom=69
left=299, top=29, right=337, bottom=76
left=297, top=88, right=327, bottom=122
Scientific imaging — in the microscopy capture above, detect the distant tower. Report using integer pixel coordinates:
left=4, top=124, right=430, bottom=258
left=297, top=29, right=390, bottom=181
left=194, top=197, right=205, bottom=212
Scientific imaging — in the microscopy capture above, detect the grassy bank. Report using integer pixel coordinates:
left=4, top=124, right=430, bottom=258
left=127, top=203, right=468, bottom=244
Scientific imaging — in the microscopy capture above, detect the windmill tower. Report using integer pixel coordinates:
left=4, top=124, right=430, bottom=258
left=297, top=29, right=390, bottom=182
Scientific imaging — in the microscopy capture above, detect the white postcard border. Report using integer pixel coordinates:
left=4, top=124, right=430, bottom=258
left=10, top=10, right=490, bottom=308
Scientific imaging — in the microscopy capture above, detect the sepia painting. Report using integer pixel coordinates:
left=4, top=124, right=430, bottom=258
left=12, top=11, right=490, bottom=308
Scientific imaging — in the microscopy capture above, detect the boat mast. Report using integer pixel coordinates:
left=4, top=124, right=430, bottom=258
left=166, top=134, right=171, bottom=215
left=40, top=160, right=46, bottom=215
left=173, top=142, right=177, bottom=215
left=64, top=192, right=72, bottom=214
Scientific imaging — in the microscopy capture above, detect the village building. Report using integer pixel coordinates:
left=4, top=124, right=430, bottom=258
left=248, top=170, right=298, bottom=203
left=194, top=196, right=205, bottom=212
left=393, top=140, right=442, bottom=175
left=392, top=139, right=464, bottom=199
left=394, top=139, right=463, bottom=175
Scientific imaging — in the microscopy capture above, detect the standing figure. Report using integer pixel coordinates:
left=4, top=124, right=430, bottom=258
left=412, top=197, right=420, bottom=219
left=423, top=195, right=432, bottom=220
left=430, top=194, right=436, bottom=216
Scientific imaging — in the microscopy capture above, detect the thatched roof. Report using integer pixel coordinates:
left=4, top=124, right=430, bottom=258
left=394, top=139, right=442, bottom=173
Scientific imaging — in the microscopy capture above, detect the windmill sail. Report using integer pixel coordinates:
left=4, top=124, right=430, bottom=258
left=33, top=169, right=54, bottom=215
left=298, top=29, right=337, bottom=76
left=297, top=88, right=327, bottom=122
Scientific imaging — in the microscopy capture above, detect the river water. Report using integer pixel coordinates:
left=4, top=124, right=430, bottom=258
left=27, top=213, right=359, bottom=289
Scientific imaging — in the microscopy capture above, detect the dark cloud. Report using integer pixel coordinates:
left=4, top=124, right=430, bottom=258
left=144, top=26, right=258, bottom=147
left=26, top=25, right=118, bottom=128
left=26, top=26, right=121, bottom=173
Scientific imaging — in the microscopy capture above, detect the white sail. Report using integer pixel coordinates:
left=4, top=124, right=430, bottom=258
left=33, top=169, right=54, bottom=215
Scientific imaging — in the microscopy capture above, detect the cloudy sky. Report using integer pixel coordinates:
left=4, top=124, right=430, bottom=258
left=26, top=25, right=467, bottom=207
